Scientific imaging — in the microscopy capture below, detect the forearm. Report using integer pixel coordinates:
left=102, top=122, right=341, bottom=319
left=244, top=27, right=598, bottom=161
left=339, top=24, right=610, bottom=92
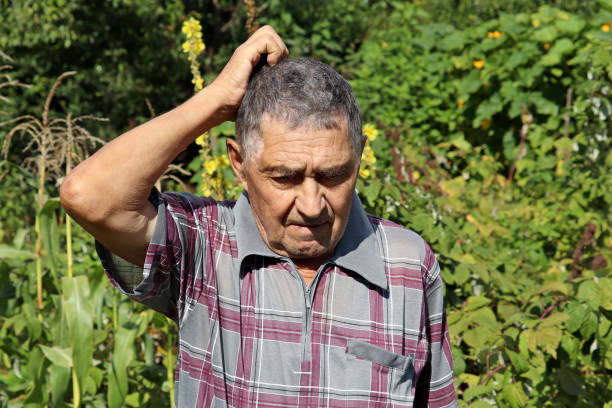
left=60, top=85, right=227, bottom=260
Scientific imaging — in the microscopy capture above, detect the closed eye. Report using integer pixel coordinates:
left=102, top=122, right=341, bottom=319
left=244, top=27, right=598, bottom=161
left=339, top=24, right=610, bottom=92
left=316, top=168, right=351, bottom=186
left=271, top=174, right=303, bottom=185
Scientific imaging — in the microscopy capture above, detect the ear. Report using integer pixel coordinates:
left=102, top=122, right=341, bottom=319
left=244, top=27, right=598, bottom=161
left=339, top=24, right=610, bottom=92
left=226, top=138, right=249, bottom=191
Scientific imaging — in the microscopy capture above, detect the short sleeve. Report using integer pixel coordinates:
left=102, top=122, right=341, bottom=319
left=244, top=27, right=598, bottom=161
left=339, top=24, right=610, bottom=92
left=96, top=188, right=214, bottom=321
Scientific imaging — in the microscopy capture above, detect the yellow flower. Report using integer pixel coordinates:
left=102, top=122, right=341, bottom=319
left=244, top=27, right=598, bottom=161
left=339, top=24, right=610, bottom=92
left=543, top=42, right=550, bottom=50
left=602, top=22, right=611, bottom=32
left=473, top=59, right=484, bottom=69
left=362, top=124, right=378, bottom=141
left=361, top=145, right=376, bottom=164
left=487, top=30, right=503, bottom=39
left=211, top=174, right=223, bottom=190
left=359, top=168, right=371, bottom=178
left=192, top=39, right=205, bottom=54
left=412, top=171, right=420, bottom=180
left=195, top=134, right=207, bottom=146
left=532, top=19, right=540, bottom=28
left=215, top=155, right=230, bottom=168
left=182, top=40, right=191, bottom=53
left=182, top=18, right=202, bottom=39
left=205, top=159, right=217, bottom=175
left=458, top=99, right=465, bottom=108
left=192, top=76, right=204, bottom=91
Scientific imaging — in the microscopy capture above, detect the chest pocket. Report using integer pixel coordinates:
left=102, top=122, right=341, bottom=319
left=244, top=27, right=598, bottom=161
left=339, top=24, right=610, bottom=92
left=346, top=339, right=415, bottom=397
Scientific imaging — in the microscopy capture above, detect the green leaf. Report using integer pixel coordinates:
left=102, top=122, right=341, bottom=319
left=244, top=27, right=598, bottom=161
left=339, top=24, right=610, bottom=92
left=579, top=310, right=598, bottom=338
left=362, top=179, right=382, bottom=207
left=538, top=281, right=568, bottom=296
left=0, top=244, right=36, bottom=259
left=464, top=384, right=493, bottom=401
left=565, top=302, right=587, bottom=332
left=108, top=325, right=138, bottom=408
left=39, top=198, right=61, bottom=274
left=507, top=349, right=530, bottom=374
left=463, top=328, right=488, bottom=349
left=452, top=347, right=466, bottom=375
left=49, top=364, right=71, bottom=407
left=472, top=307, right=499, bottom=330
left=555, top=16, right=585, bottom=35
left=501, top=382, right=529, bottom=408
left=577, top=280, right=602, bottom=309
left=457, top=71, right=481, bottom=97
left=539, top=312, right=570, bottom=329
left=474, top=93, right=504, bottom=124
left=559, top=366, right=586, bottom=395
left=596, top=0, right=612, bottom=12
left=454, top=264, right=470, bottom=285
left=528, top=327, right=562, bottom=357
left=541, top=38, right=575, bottom=66
left=532, top=26, right=558, bottom=42
left=464, top=296, right=491, bottom=311
left=23, top=347, right=47, bottom=406
left=62, top=276, right=93, bottom=405
left=40, top=345, right=72, bottom=368
left=468, top=402, right=494, bottom=408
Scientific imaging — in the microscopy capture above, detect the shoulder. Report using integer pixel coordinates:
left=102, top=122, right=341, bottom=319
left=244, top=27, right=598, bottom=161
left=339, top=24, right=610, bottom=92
left=366, top=213, right=440, bottom=288
left=152, top=190, right=238, bottom=234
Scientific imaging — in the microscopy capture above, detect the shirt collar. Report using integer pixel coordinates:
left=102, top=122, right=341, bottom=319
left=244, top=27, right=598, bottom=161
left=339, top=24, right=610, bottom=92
left=234, top=191, right=388, bottom=290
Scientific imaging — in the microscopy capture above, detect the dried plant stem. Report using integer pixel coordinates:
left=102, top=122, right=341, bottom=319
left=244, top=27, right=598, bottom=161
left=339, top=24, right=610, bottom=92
left=507, top=107, right=532, bottom=184
left=35, top=152, right=46, bottom=310
left=244, top=0, right=260, bottom=35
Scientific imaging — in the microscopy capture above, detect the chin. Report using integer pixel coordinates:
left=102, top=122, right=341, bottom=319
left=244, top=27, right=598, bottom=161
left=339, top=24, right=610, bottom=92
left=286, top=242, right=331, bottom=260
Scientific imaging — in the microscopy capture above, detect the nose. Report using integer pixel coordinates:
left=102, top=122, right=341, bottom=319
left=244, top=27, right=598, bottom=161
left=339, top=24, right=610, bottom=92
left=295, top=178, right=327, bottom=222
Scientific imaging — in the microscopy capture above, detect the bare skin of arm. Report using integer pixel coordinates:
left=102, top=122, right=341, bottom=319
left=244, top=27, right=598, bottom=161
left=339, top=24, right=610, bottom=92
left=60, top=26, right=289, bottom=267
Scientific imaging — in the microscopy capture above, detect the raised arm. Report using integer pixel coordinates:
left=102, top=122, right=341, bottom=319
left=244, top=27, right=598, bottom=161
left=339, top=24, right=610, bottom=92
left=60, top=26, right=288, bottom=267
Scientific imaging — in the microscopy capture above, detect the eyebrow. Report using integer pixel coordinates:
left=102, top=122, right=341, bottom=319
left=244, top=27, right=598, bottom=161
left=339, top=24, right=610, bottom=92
left=263, top=163, right=352, bottom=178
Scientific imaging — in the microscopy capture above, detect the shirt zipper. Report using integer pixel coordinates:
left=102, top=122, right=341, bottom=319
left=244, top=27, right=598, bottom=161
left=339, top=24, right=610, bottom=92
left=285, top=259, right=324, bottom=364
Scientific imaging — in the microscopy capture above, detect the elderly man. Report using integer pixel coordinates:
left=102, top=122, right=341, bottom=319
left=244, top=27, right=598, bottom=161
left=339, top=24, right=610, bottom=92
left=61, top=27, right=457, bottom=407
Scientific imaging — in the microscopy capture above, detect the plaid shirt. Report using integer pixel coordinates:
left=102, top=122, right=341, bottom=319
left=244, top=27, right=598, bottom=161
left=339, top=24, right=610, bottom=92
left=97, top=190, right=457, bottom=407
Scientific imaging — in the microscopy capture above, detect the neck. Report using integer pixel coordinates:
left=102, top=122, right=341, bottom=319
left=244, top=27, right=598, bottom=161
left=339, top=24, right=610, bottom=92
left=294, top=259, right=322, bottom=287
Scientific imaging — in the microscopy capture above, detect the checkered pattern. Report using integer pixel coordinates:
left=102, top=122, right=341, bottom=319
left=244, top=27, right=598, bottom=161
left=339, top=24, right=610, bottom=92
left=97, top=190, right=457, bottom=407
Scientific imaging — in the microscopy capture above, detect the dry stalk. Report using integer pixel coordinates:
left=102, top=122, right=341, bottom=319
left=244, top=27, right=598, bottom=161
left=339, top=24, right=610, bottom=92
left=507, top=106, right=532, bottom=184
left=0, top=50, right=31, bottom=108
left=244, top=0, right=260, bottom=35
left=1, top=71, right=106, bottom=308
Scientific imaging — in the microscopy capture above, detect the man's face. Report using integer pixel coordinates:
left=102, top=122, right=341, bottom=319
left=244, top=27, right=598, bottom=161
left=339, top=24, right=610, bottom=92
left=231, top=116, right=360, bottom=265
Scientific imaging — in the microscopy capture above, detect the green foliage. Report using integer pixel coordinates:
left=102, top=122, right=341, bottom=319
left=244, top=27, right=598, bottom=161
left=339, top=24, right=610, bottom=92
left=351, top=3, right=612, bottom=406
left=0, top=161, right=36, bottom=244
left=1, top=1, right=611, bottom=407
left=0, top=0, right=191, bottom=143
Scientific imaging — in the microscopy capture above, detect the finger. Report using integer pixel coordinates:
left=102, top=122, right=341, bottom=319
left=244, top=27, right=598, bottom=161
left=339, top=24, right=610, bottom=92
left=265, top=36, right=289, bottom=66
left=248, top=26, right=289, bottom=66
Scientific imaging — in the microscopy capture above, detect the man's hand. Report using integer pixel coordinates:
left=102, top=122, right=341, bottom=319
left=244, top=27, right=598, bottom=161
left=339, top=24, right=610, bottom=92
left=60, top=26, right=288, bottom=267
left=209, top=25, right=289, bottom=123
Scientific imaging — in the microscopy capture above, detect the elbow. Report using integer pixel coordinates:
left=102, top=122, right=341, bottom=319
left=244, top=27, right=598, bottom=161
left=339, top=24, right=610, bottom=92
left=60, top=170, right=105, bottom=225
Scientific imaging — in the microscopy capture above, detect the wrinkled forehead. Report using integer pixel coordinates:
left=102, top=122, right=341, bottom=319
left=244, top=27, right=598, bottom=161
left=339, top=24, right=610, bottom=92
left=248, top=114, right=354, bottom=161
left=247, top=112, right=353, bottom=153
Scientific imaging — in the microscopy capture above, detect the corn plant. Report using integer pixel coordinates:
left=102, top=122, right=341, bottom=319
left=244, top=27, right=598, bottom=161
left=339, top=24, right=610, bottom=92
left=1, top=71, right=106, bottom=307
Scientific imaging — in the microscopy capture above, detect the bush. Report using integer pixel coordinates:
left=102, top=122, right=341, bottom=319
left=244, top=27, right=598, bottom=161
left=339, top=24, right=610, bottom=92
left=350, top=3, right=612, bottom=406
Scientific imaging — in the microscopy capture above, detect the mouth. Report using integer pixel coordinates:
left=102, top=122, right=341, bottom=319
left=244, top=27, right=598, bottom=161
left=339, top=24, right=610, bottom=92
left=291, top=223, right=327, bottom=233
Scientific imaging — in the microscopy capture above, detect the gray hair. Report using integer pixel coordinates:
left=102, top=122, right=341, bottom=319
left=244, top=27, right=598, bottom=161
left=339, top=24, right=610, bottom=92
left=235, top=57, right=362, bottom=158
